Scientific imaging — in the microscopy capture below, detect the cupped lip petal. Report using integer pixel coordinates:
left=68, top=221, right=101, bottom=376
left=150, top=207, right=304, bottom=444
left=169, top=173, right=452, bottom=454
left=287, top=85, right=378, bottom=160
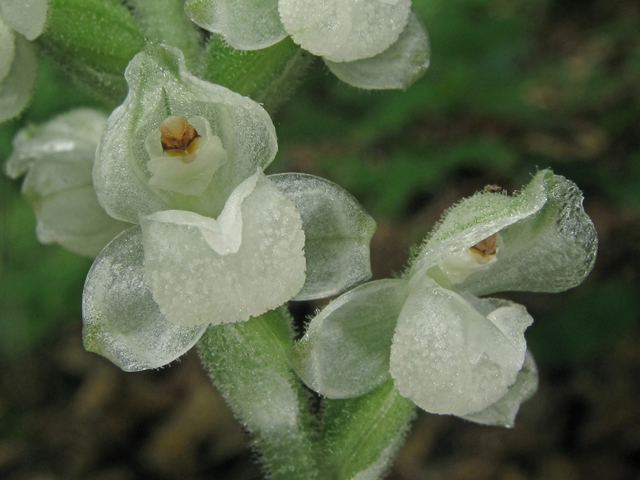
left=390, top=273, right=529, bottom=416
left=279, top=0, right=412, bottom=63
left=140, top=171, right=306, bottom=327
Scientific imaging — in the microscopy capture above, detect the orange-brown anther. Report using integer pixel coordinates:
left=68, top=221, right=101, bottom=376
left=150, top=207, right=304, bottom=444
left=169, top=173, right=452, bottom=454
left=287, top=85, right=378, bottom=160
left=159, top=116, right=201, bottom=158
left=470, top=233, right=498, bottom=257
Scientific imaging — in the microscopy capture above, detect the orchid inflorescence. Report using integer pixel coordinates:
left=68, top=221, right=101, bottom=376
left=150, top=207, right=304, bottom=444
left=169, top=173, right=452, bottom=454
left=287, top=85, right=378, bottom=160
left=3, top=1, right=598, bottom=479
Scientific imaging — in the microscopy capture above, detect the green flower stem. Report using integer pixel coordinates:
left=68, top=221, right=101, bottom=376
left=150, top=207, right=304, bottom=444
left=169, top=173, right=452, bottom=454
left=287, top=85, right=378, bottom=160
left=197, top=308, right=321, bottom=480
left=203, top=36, right=314, bottom=114
left=322, top=380, right=417, bottom=480
left=127, top=0, right=203, bottom=73
left=37, top=0, right=145, bottom=104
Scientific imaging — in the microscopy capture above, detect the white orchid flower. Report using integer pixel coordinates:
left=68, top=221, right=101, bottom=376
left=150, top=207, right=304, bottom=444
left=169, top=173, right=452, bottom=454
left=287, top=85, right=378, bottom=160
left=82, top=44, right=377, bottom=371
left=291, top=170, right=598, bottom=426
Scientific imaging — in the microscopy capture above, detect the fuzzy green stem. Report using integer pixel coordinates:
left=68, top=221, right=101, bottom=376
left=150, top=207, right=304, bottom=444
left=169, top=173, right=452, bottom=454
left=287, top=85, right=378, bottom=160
left=203, top=35, right=314, bottom=114
left=322, top=381, right=417, bottom=480
left=197, top=308, right=321, bottom=480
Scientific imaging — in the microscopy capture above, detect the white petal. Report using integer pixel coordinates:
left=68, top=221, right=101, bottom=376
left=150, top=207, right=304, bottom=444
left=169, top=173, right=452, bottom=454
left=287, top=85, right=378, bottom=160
left=0, top=0, right=48, bottom=40
left=269, top=173, right=376, bottom=300
left=185, top=0, right=287, bottom=50
left=140, top=172, right=305, bottom=326
left=94, top=44, right=278, bottom=224
left=0, top=34, right=36, bottom=123
left=82, top=226, right=207, bottom=371
left=462, top=351, right=538, bottom=427
left=390, top=273, right=530, bottom=416
left=6, top=109, right=129, bottom=257
left=279, top=0, right=411, bottom=62
left=325, top=12, right=430, bottom=90
left=291, top=279, right=409, bottom=398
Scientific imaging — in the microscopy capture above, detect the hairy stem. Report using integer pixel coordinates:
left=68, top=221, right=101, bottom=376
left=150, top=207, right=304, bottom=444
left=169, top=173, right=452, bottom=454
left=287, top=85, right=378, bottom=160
left=197, top=308, right=321, bottom=480
left=204, top=36, right=314, bottom=114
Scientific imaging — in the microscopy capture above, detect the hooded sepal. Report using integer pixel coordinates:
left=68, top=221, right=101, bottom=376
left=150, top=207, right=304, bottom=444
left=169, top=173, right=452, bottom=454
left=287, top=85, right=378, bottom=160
left=94, top=43, right=278, bottom=224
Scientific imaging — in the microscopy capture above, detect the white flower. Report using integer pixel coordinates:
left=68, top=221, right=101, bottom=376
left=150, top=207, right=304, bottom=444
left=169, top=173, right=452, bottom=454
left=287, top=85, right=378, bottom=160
left=184, top=0, right=430, bottom=90
left=292, top=170, right=598, bottom=425
left=0, top=0, right=47, bottom=122
left=83, top=168, right=377, bottom=371
left=4, top=109, right=129, bottom=257
left=82, top=45, right=377, bottom=370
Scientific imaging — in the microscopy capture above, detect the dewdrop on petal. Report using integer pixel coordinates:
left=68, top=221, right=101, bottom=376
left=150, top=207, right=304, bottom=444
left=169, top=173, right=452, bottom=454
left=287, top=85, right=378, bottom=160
left=145, top=116, right=227, bottom=196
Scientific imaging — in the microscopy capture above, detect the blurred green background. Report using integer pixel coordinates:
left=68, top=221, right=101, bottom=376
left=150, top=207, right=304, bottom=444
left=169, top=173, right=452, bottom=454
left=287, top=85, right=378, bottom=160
left=1, top=0, right=639, bottom=478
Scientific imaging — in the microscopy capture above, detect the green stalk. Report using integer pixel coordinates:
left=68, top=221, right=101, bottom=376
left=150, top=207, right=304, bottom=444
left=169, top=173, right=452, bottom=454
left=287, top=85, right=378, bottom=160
left=322, top=381, right=417, bottom=480
left=203, top=35, right=314, bottom=114
left=197, top=308, right=320, bottom=480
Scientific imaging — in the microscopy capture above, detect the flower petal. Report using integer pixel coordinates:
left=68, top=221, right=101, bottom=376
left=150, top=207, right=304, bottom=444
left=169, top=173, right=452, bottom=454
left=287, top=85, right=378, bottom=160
left=390, top=273, right=531, bottom=416
left=185, top=0, right=287, bottom=50
left=0, top=34, right=36, bottom=123
left=94, top=44, right=278, bottom=224
left=6, top=109, right=129, bottom=257
left=279, top=0, right=411, bottom=62
left=140, top=171, right=305, bottom=326
left=411, top=170, right=550, bottom=275
left=291, top=279, right=410, bottom=399
left=324, top=12, right=430, bottom=90
left=462, top=351, right=538, bottom=428
left=0, top=0, right=48, bottom=40
left=458, top=173, right=598, bottom=295
left=82, top=226, right=207, bottom=371
left=269, top=173, right=376, bottom=300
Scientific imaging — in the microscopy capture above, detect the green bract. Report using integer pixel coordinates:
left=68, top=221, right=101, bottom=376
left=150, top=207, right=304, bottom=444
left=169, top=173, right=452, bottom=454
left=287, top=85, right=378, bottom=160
left=0, top=0, right=47, bottom=122
left=292, top=170, right=597, bottom=425
left=5, top=109, right=129, bottom=257
left=185, top=0, right=430, bottom=90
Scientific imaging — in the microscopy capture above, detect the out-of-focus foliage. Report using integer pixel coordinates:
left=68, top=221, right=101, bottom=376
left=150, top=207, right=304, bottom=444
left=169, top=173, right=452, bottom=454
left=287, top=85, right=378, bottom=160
left=2, top=0, right=639, bottom=367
